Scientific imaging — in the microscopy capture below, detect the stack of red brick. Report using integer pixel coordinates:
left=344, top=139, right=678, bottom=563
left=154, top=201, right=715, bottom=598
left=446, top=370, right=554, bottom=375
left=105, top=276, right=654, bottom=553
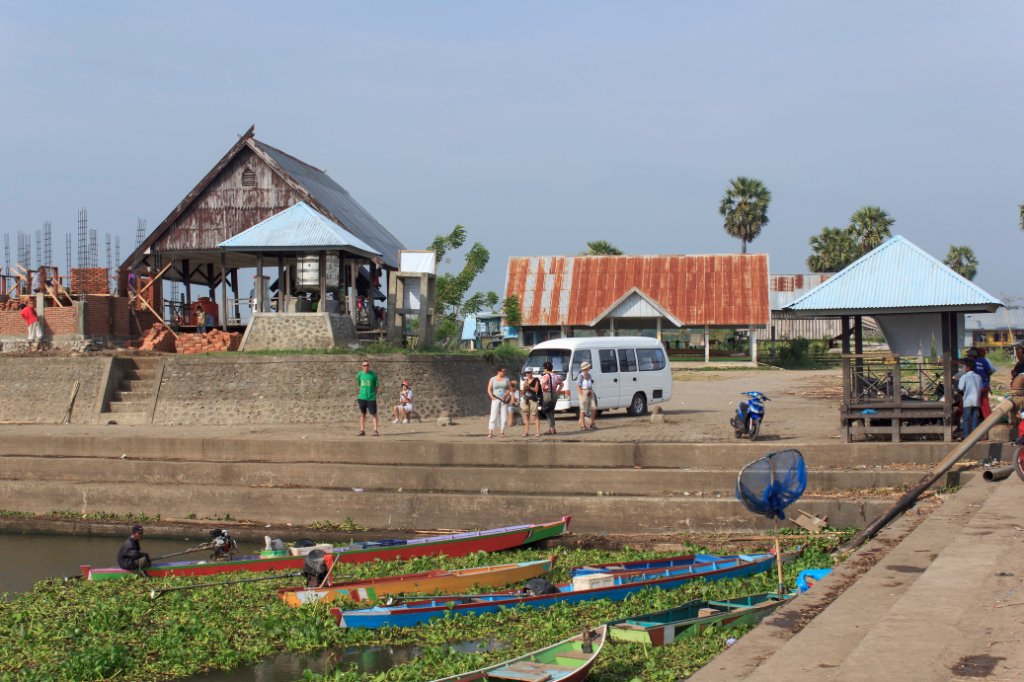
left=134, top=323, right=177, bottom=353
left=70, top=268, right=110, bottom=295
left=175, top=329, right=242, bottom=354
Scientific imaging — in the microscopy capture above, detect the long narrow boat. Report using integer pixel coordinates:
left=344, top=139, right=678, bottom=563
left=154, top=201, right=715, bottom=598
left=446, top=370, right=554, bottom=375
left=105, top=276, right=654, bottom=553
left=570, top=552, right=774, bottom=577
left=80, top=516, right=570, bottom=581
left=332, top=551, right=787, bottom=629
left=607, top=591, right=796, bottom=646
left=432, top=626, right=606, bottom=682
left=278, top=556, right=556, bottom=607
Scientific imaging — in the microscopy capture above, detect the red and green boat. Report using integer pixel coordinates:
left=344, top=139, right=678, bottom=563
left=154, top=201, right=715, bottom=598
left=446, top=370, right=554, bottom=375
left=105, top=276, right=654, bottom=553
left=80, top=516, right=570, bottom=581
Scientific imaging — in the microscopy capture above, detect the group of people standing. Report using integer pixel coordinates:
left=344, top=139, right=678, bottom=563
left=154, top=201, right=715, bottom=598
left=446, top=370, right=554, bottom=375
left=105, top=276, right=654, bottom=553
left=486, top=362, right=597, bottom=437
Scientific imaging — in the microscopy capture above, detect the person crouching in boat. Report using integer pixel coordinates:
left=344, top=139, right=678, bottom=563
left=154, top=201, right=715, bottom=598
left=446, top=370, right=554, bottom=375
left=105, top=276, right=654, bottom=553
left=117, top=524, right=151, bottom=571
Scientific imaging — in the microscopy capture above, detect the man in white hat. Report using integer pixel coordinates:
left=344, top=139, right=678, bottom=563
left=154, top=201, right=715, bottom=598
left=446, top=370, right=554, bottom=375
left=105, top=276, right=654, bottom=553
left=575, top=361, right=598, bottom=430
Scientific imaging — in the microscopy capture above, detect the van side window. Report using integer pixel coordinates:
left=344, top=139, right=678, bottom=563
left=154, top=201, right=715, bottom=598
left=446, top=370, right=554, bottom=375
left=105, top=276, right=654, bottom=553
left=571, top=350, right=592, bottom=379
left=637, top=348, right=666, bottom=371
left=599, top=349, right=618, bottom=373
left=618, top=348, right=637, bottom=372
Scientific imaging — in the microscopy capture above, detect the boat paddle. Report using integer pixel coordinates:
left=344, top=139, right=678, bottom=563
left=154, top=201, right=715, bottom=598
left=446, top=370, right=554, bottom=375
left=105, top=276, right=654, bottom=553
left=149, top=571, right=302, bottom=599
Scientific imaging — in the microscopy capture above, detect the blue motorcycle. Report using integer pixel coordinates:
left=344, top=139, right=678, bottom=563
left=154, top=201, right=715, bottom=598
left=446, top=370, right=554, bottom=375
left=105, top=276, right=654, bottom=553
left=731, top=391, right=769, bottom=441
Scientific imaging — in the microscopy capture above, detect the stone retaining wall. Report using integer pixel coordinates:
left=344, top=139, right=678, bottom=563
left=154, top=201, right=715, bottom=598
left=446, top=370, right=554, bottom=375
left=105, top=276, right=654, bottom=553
left=0, top=354, right=499, bottom=425
left=239, top=312, right=357, bottom=351
left=152, top=354, right=495, bottom=425
left=0, top=357, right=109, bottom=423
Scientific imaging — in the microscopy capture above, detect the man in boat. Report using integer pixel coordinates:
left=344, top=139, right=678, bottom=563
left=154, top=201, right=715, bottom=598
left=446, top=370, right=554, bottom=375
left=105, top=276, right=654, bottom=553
left=117, top=524, right=151, bottom=571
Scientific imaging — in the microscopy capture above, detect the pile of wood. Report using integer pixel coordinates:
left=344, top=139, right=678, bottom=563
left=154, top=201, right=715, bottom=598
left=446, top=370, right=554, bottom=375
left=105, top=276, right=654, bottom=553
left=175, top=329, right=242, bottom=355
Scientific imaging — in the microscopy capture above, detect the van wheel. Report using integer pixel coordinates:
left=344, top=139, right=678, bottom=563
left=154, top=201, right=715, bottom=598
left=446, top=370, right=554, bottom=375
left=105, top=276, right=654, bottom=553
left=627, top=393, right=647, bottom=416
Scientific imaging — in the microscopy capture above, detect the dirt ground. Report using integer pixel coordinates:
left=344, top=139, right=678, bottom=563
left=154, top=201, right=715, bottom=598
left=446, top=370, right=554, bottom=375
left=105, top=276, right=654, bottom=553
left=382, top=366, right=847, bottom=444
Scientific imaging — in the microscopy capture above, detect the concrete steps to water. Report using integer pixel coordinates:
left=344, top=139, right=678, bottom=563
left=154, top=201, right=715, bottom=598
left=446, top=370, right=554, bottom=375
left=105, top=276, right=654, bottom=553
left=0, top=424, right=1008, bottom=533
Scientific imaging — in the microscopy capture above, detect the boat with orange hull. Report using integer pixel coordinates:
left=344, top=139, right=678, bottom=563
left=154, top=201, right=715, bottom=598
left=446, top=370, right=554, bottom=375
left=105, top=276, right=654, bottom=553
left=277, top=556, right=556, bottom=607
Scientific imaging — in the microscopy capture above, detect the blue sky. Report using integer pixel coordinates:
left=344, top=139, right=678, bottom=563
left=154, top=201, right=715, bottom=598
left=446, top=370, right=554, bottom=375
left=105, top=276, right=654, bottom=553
left=1, top=2, right=1021, bottom=303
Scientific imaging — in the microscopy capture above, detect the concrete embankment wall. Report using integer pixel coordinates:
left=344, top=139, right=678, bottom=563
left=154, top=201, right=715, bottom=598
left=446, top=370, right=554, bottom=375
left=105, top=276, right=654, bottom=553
left=0, top=357, right=111, bottom=424
left=0, top=426, right=1006, bottom=534
left=0, top=354, right=497, bottom=425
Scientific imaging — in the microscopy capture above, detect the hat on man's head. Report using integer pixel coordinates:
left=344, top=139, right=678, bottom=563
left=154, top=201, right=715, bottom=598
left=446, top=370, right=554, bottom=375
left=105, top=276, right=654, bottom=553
left=402, top=379, right=410, bottom=386
left=131, top=524, right=144, bottom=534
left=524, top=368, right=533, bottom=374
left=580, top=361, right=592, bottom=371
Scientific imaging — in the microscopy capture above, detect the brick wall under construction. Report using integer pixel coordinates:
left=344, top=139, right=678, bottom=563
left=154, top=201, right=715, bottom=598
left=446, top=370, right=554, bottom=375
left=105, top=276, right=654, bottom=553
left=0, top=296, right=129, bottom=340
left=70, top=268, right=110, bottom=295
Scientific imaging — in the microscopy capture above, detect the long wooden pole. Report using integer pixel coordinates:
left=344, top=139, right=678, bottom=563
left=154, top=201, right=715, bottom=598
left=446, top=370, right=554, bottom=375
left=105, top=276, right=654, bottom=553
left=841, top=399, right=1013, bottom=553
left=149, top=571, right=301, bottom=599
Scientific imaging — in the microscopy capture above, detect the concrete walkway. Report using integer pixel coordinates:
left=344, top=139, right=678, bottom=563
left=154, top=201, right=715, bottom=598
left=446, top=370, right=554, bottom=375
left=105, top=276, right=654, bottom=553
left=692, top=474, right=1024, bottom=681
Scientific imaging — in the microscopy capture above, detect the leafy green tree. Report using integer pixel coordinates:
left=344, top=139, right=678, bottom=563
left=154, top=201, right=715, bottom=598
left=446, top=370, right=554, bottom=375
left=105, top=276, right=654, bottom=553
left=1019, top=203, right=1024, bottom=231
left=502, top=294, right=523, bottom=329
left=848, top=206, right=894, bottom=253
left=943, top=245, right=978, bottom=280
left=582, top=240, right=623, bottom=255
left=807, top=227, right=859, bottom=272
left=428, top=225, right=498, bottom=346
left=719, top=177, right=771, bottom=254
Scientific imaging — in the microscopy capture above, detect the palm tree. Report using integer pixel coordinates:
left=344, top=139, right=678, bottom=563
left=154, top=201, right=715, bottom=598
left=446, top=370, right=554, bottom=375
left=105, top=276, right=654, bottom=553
left=719, top=177, right=771, bottom=254
left=848, top=206, right=894, bottom=253
left=582, top=240, right=623, bottom=255
left=943, top=245, right=978, bottom=280
left=807, top=227, right=859, bottom=272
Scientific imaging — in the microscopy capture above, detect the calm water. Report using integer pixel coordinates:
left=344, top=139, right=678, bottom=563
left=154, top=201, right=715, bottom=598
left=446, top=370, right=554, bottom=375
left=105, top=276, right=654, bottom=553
left=0, top=532, right=498, bottom=681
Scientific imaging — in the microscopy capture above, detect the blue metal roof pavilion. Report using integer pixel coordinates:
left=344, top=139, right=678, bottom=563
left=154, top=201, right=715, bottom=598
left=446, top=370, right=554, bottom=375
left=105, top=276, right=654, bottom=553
left=784, top=235, right=1002, bottom=315
left=218, top=201, right=381, bottom=259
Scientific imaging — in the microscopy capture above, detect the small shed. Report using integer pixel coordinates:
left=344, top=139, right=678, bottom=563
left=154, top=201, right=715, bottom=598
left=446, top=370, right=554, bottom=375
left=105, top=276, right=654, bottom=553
left=785, top=235, right=1002, bottom=442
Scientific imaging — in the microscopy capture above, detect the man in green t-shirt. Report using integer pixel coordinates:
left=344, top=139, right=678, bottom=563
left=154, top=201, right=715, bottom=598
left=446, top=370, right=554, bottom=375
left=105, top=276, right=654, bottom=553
left=356, top=360, right=380, bottom=436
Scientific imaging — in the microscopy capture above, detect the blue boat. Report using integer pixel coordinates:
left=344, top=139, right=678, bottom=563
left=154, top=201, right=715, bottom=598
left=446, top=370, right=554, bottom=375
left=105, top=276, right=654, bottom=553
left=569, top=552, right=772, bottom=577
left=331, top=552, right=783, bottom=629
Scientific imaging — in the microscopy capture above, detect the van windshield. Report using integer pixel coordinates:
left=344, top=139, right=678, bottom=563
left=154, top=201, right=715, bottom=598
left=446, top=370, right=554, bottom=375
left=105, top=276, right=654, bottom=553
left=523, top=349, right=571, bottom=376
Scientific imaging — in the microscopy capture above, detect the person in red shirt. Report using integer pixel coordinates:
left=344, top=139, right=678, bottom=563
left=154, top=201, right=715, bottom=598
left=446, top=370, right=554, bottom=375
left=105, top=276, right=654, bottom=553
left=18, top=302, right=42, bottom=351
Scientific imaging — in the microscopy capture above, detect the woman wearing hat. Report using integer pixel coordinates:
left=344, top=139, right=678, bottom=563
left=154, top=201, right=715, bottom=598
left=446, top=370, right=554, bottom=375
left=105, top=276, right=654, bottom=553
left=576, top=361, right=598, bottom=430
left=392, top=380, right=414, bottom=423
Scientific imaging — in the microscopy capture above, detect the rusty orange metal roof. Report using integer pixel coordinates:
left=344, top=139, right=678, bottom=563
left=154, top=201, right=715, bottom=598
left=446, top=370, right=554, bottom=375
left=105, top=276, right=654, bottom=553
left=505, top=254, right=770, bottom=327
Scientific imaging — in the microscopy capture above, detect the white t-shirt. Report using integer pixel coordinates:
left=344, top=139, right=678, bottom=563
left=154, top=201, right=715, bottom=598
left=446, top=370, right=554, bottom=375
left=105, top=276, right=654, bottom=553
left=958, top=371, right=982, bottom=408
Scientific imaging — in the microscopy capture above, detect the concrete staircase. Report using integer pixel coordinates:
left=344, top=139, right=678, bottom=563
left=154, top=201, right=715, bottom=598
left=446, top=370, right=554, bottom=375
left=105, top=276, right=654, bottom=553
left=100, top=357, right=161, bottom=425
left=0, top=428, right=1009, bottom=533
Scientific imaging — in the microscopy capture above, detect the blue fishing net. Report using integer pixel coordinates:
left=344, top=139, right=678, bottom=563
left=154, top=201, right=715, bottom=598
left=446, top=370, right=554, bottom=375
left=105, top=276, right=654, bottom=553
left=735, top=449, right=807, bottom=520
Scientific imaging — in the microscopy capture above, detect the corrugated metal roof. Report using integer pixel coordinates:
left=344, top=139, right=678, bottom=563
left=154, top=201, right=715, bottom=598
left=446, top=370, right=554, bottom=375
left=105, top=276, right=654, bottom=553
left=964, top=308, right=1024, bottom=331
left=785, top=235, right=1002, bottom=314
left=769, top=274, right=831, bottom=310
left=505, top=254, right=770, bottom=327
left=218, top=202, right=381, bottom=256
left=254, top=141, right=405, bottom=266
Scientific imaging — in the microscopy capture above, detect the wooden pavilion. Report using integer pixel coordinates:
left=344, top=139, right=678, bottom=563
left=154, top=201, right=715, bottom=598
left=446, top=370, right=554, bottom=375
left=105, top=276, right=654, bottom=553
left=784, top=236, right=1002, bottom=442
left=118, top=126, right=404, bottom=331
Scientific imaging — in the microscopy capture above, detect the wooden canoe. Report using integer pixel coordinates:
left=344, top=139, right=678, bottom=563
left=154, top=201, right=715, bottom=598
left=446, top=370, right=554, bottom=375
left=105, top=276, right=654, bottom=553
left=608, top=591, right=796, bottom=646
left=432, top=626, right=606, bottom=682
left=332, top=552, right=787, bottom=629
left=277, top=556, right=556, bottom=607
left=80, top=516, right=570, bottom=581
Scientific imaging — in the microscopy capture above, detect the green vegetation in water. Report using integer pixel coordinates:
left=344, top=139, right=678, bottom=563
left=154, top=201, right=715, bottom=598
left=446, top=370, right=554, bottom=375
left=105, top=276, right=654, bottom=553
left=47, top=510, right=162, bottom=523
left=0, top=509, right=33, bottom=518
left=0, top=535, right=848, bottom=681
left=308, top=517, right=367, bottom=532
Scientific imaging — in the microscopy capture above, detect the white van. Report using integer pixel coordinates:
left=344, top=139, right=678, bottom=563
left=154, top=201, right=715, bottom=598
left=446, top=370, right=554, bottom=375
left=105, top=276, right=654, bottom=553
left=520, top=336, right=672, bottom=416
